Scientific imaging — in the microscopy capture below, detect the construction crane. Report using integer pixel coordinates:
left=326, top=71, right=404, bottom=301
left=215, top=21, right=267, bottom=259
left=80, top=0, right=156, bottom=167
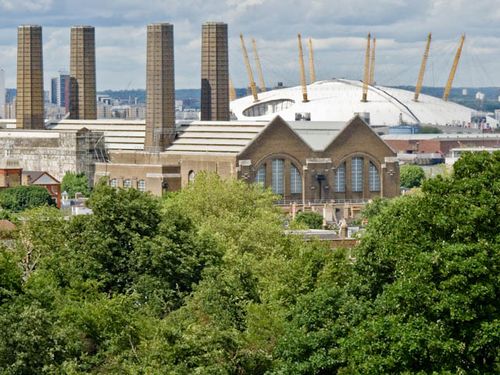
left=297, top=33, right=309, bottom=102
left=240, top=33, right=259, bottom=102
left=361, top=33, right=371, bottom=102
left=308, top=38, right=317, bottom=83
left=369, top=37, right=376, bottom=85
left=229, top=78, right=237, bottom=102
left=251, top=38, right=266, bottom=92
left=443, top=34, right=465, bottom=101
left=414, top=33, right=432, bottom=102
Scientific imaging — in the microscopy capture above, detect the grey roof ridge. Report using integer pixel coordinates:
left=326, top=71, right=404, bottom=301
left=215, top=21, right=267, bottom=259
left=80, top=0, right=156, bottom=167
left=237, top=115, right=314, bottom=156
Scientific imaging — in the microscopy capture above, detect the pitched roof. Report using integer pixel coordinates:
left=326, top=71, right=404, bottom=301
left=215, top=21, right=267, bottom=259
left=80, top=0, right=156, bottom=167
left=22, top=171, right=60, bottom=185
left=287, top=121, right=346, bottom=151
left=164, top=121, right=267, bottom=155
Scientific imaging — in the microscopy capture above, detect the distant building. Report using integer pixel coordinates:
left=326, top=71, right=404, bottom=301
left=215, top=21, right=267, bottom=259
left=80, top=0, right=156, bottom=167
left=50, top=72, right=70, bottom=111
left=4, top=100, right=15, bottom=119
left=94, top=116, right=400, bottom=201
left=0, top=157, right=22, bottom=189
left=383, top=133, right=500, bottom=155
left=0, top=158, right=62, bottom=208
left=0, top=126, right=105, bottom=184
left=22, top=171, right=62, bottom=207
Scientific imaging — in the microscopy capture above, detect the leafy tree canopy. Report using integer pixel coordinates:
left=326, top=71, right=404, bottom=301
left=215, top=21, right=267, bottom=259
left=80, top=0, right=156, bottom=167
left=400, top=163, right=426, bottom=188
left=61, top=172, right=90, bottom=198
left=0, top=185, right=55, bottom=212
left=293, top=210, right=324, bottom=229
left=0, top=153, right=498, bottom=374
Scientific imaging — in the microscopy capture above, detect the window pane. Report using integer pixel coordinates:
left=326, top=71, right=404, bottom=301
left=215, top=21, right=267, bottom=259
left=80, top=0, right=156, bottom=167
left=290, top=164, right=302, bottom=194
left=369, top=162, right=380, bottom=192
left=110, top=178, right=117, bottom=188
left=138, top=179, right=146, bottom=192
left=271, top=159, right=284, bottom=194
left=351, top=157, right=363, bottom=192
left=124, top=179, right=132, bottom=188
left=255, top=165, right=266, bottom=187
left=335, top=163, right=346, bottom=192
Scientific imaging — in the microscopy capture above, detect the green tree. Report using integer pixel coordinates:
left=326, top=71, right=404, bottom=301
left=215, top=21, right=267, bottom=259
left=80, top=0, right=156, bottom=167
left=400, top=163, right=426, bottom=188
left=0, top=185, right=55, bottom=212
left=419, top=125, right=443, bottom=134
left=293, top=211, right=324, bottom=229
left=272, top=151, right=499, bottom=374
left=61, top=172, right=90, bottom=198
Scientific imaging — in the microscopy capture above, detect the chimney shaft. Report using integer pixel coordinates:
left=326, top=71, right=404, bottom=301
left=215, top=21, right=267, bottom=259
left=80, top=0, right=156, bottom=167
left=69, top=26, right=97, bottom=120
left=144, top=23, right=175, bottom=152
left=201, top=22, right=229, bottom=121
left=16, top=25, right=44, bottom=129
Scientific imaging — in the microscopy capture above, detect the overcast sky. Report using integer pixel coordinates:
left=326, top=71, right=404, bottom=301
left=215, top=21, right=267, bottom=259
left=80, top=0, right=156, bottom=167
left=1, top=0, right=499, bottom=90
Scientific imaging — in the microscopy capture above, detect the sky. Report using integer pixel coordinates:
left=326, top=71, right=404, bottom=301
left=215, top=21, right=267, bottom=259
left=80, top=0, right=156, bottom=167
left=0, top=0, right=500, bottom=90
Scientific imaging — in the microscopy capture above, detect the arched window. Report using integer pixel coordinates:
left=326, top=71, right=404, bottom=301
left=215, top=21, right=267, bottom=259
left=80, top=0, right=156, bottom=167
left=290, top=164, right=302, bottom=194
left=351, top=157, right=363, bottom=192
left=369, top=162, right=380, bottom=192
left=271, top=159, right=284, bottom=194
left=335, top=162, right=346, bottom=192
left=123, top=179, right=132, bottom=189
left=138, top=179, right=146, bottom=192
left=188, top=170, right=195, bottom=184
left=110, top=178, right=117, bottom=188
left=255, top=164, right=266, bottom=187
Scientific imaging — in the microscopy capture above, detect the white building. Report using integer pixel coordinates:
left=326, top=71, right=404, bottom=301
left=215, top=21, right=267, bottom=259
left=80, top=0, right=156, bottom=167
left=230, top=79, right=498, bottom=127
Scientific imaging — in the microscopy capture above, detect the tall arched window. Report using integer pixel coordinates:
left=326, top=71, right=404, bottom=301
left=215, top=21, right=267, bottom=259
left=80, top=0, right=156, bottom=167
left=369, top=162, right=380, bottom=192
left=255, top=164, right=266, bottom=187
left=124, top=179, right=132, bottom=189
left=271, top=159, right=284, bottom=194
left=351, top=157, right=363, bottom=192
left=290, top=164, right=302, bottom=194
left=188, top=170, right=195, bottom=184
left=335, top=162, right=346, bottom=192
left=110, top=178, right=117, bottom=188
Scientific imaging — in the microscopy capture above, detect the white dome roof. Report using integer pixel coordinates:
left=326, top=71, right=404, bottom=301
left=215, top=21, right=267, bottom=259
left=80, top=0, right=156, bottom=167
left=230, top=79, right=497, bottom=127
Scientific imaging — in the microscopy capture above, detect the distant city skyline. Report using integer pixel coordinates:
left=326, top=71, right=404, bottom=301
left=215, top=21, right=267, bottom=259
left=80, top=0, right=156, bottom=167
left=1, top=0, right=500, bottom=90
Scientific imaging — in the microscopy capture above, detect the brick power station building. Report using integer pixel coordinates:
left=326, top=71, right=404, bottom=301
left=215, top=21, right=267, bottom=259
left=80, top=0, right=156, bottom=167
left=1, top=21, right=400, bottom=206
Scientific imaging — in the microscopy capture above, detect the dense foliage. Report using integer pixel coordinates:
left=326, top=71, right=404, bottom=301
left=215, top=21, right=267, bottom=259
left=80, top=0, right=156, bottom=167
left=0, top=185, right=55, bottom=212
left=0, top=152, right=498, bottom=374
left=419, top=125, right=443, bottom=134
left=400, top=163, right=426, bottom=188
left=294, top=210, right=324, bottom=229
left=61, top=172, right=90, bottom=198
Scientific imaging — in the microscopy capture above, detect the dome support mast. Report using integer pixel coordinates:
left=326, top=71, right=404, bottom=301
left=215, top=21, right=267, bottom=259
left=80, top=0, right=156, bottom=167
left=369, top=37, right=376, bottom=85
left=298, top=33, right=309, bottom=102
left=361, top=33, right=371, bottom=102
left=443, top=34, right=465, bottom=102
left=308, top=38, right=317, bottom=83
left=414, top=33, right=432, bottom=102
left=251, top=38, right=266, bottom=93
left=229, top=78, right=237, bottom=102
left=240, top=33, right=259, bottom=102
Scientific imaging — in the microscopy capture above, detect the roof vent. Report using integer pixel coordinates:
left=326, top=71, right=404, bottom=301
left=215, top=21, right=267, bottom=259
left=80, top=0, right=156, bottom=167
left=295, top=112, right=311, bottom=121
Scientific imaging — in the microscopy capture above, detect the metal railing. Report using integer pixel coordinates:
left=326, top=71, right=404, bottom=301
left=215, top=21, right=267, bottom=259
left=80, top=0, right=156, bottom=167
left=275, top=198, right=371, bottom=206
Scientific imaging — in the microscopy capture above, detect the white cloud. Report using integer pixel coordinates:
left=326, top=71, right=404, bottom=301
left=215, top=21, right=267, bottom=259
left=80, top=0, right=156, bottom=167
left=0, top=0, right=500, bottom=89
left=0, top=0, right=53, bottom=12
